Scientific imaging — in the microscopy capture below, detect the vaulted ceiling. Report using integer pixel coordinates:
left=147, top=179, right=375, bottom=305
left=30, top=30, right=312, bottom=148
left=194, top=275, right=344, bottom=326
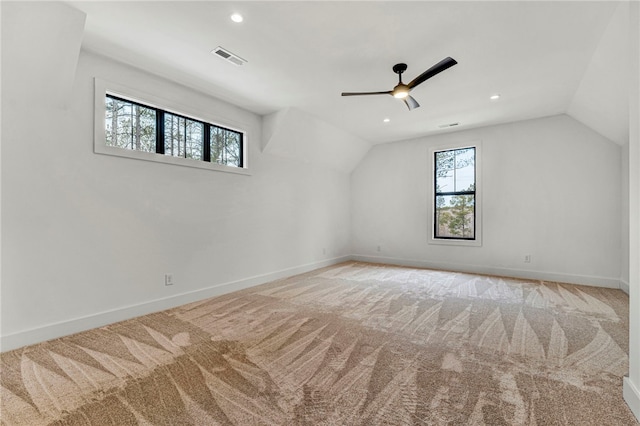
left=67, top=1, right=629, bottom=146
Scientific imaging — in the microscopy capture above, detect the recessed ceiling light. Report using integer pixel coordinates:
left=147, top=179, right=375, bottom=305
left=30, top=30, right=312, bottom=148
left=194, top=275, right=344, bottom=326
left=230, top=13, right=243, bottom=23
left=490, top=94, right=501, bottom=100
left=383, top=118, right=390, bottom=123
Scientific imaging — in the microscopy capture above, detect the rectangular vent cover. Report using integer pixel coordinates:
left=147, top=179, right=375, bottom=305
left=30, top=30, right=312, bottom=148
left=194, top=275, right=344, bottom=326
left=212, top=46, right=247, bottom=66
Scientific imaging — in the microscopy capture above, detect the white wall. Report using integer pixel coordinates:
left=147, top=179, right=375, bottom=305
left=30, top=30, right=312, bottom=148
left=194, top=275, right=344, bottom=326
left=622, top=140, right=630, bottom=293
left=351, top=114, right=622, bottom=288
left=623, top=0, right=640, bottom=420
left=263, top=107, right=371, bottom=174
left=567, top=1, right=629, bottom=146
left=1, top=19, right=353, bottom=349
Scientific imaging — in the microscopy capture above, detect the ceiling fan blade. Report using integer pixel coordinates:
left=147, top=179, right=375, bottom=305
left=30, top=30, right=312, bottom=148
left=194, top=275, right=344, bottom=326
left=341, top=91, right=392, bottom=97
left=408, top=57, right=457, bottom=89
left=403, top=95, right=420, bottom=110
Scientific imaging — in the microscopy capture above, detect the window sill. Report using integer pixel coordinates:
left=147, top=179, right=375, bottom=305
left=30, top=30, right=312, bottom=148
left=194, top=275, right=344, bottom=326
left=428, top=237, right=482, bottom=247
left=94, top=144, right=251, bottom=175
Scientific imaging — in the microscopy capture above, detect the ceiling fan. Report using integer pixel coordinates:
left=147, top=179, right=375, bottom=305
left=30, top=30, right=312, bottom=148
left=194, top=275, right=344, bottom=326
left=341, top=57, right=458, bottom=111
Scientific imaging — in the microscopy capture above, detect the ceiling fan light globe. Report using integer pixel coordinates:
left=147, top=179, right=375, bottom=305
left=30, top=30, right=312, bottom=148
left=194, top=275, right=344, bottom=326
left=392, top=83, right=410, bottom=99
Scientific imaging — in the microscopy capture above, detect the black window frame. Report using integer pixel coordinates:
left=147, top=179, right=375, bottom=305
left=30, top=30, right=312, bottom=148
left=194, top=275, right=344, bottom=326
left=433, top=146, right=476, bottom=241
left=105, top=94, right=244, bottom=168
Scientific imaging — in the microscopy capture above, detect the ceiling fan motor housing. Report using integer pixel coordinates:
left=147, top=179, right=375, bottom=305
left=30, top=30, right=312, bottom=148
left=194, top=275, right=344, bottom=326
left=393, top=63, right=408, bottom=75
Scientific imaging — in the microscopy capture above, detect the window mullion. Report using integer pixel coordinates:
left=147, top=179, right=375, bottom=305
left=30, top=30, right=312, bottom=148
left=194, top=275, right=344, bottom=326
left=156, top=110, right=165, bottom=154
left=204, top=124, right=211, bottom=162
left=129, top=103, right=134, bottom=150
left=453, top=151, right=457, bottom=192
left=437, top=190, right=475, bottom=197
left=182, top=119, right=186, bottom=158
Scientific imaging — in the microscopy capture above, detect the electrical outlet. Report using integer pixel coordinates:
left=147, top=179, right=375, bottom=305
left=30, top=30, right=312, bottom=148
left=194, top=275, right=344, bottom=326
left=524, top=255, right=531, bottom=263
left=322, top=247, right=326, bottom=255
left=165, top=274, right=174, bottom=286
left=377, top=245, right=382, bottom=252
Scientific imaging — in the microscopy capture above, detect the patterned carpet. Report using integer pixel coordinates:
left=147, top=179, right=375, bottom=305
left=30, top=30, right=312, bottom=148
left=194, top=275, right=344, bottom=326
left=1, top=262, right=638, bottom=425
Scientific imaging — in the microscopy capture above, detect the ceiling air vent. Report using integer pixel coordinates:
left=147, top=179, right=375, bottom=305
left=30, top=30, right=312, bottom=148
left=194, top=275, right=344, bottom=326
left=211, top=46, right=247, bottom=66
left=438, top=122, right=459, bottom=129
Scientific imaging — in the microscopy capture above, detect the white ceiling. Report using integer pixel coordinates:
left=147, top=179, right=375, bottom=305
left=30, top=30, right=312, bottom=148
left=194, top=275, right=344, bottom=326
left=67, top=1, right=624, bottom=145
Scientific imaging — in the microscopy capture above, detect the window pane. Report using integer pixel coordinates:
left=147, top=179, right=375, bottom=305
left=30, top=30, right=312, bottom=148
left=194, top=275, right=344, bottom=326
left=225, top=131, right=241, bottom=167
left=435, top=151, right=454, bottom=171
left=185, top=120, right=203, bottom=160
left=164, top=113, right=204, bottom=160
left=164, top=114, right=185, bottom=157
left=210, top=126, right=242, bottom=167
left=435, top=150, right=455, bottom=193
left=454, top=148, right=475, bottom=191
left=105, top=96, right=156, bottom=153
left=116, top=104, right=133, bottom=149
left=136, top=105, right=157, bottom=152
left=210, top=127, right=221, bottom=163
left=436, top=169, right=454, bottom=193
left=435, top=148, right=475, bottom=193
left=435, top=194, right=475, bottom=239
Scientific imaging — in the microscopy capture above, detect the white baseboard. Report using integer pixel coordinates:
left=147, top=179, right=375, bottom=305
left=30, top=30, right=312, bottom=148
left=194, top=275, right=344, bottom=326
left=0, top=256, right=351, bottom=352
left=351, top=254, right=622, bottom=289
left=0, top=254, right=626, bottom=352
left=621, top=279, right=631, bottom=295
left=624, top=376, right=640, bottom=421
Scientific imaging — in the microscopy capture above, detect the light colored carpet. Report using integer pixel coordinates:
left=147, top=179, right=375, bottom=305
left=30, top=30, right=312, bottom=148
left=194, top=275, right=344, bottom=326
left=1, top=261, right=637, bottom=425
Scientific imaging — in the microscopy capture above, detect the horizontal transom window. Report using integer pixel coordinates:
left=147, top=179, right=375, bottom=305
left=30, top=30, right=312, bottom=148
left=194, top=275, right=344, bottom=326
left=105, top=94, right=244, bottom=168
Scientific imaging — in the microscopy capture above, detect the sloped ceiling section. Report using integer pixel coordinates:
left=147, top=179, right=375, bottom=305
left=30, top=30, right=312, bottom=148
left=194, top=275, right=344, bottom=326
left=568, top=2, right=629, bottom=145
left=1, top=1, right=86, bottom=109
left=262, top=108, right=371, bottom=174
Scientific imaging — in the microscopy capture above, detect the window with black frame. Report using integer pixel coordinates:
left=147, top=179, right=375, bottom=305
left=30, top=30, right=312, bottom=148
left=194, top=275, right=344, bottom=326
left=434, top=147, right=476, bottom=240
left=105, top=94, right=243, bottom=168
